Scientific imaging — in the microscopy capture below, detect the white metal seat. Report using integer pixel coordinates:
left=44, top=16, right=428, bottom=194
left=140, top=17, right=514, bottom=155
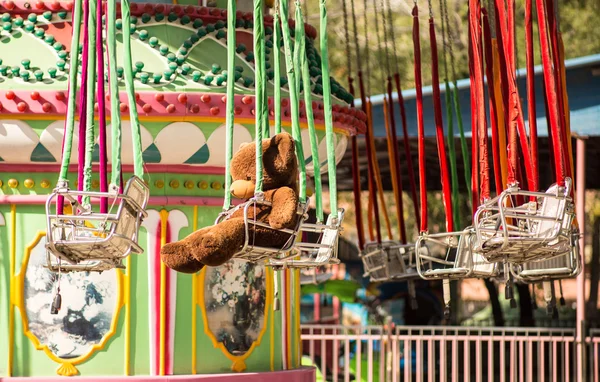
left=415, top=228, right=498, bottom=280
left=269, top=208, right=345, bottom=269
left=300, top=268, right=333, bottom=285
left=215, top=196, right=309, bottom=263
left=45, top=176, right=149, bottom=273
left=510, top=229, right=581, bottom=282
left=416, top=228, right=498, bottom=315
left=360, top=241, right=419, bottom=282
left=473, top=178, right=574, bottom=264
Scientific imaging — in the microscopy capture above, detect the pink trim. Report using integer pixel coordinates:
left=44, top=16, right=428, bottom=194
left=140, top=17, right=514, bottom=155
left=153, top=220, right=162, bottom=376
left=164, top=222, right=172, bottom=375
left=0, top=164, right=226, bottom=175
left=76, top=0, right=90, bottom=204
left=283, top=270, right=289, bottom=370
left=0, top=1, right=318, bottom=39
left=0, top=195, right=226, bottom=206
left=0, top=91, right=364, bottom=135
left=95, top=0, right=108, bottom=212
left=0, top=368, right=316, bottom=381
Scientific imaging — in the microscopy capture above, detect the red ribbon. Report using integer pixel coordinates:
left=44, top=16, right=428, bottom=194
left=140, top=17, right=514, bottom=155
left=413, top=5, right=428, bottom=234
left=535, top=0, right=566, bottom=186
left=468, top=12, right=480, bottom=210
left=494, top=0, right=535, bottom=190
left=547, top=0, right=572, bottom=181
left=482, top=9, right=503, bottom=196
left=430, top=17, right=454, bottom=233
left=347, top=76, right=366, bottom=250
left=469, top=1, right=490, bottom=203
left=358, top=71, right=382, bottom=244
left=394, top=73, right=421, bottom=229
left=525, top=0, right=539, bottom=191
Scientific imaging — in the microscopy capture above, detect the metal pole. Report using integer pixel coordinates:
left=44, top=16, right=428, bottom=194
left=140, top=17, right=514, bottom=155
left=576, top=136, right=587, bottom=381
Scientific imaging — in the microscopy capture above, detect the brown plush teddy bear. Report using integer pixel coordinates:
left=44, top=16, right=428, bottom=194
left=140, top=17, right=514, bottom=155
left=161, top=132, right=300, bottom=273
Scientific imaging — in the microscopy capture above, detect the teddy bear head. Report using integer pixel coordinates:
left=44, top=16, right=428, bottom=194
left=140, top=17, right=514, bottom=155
left=229, top=132, right=298, bottom=199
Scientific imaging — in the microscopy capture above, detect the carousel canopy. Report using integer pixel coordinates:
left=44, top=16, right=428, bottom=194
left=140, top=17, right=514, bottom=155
left=331, top=53, right=600, bottom=192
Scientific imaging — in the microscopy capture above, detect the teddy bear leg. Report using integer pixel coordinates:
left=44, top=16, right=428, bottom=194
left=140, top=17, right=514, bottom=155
left=186, top=218, right=247, bottom=267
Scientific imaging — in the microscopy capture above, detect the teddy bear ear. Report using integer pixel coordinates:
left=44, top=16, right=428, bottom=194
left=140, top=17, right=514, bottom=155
left=273, top=133, right=295, bottom=159
left=239, top=141, right=250, bottom=150
left=270, top=132, right=296, bottom=175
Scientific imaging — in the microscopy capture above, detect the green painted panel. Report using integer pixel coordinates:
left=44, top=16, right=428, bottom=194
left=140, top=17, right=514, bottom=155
left=0, top=176, right=299, bottom=377
left=0, top=31, right=59, bottom=76
left=142, top=143, right=162, bottom=163
left=0, top=30, right=68, bottom=90
left=186, top=38, right=251, bottom=74
left=131, top=226, right=151, bottom=375
left=0, top=206, right=10, bottom=376
left=116, top=33, right=169, bottom=76
left=142, top=24, right=195, bottom=55
left=30, top=143, right=56, bottom=162
left=142, top=121, right=172, bottom=139
left=184, top=144, right=209, bottom=164
left=28, top=120, right=55, bottom=137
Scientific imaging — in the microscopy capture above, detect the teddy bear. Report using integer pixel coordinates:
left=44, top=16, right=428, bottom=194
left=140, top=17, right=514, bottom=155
left=161, top=132, right=300, bottom=273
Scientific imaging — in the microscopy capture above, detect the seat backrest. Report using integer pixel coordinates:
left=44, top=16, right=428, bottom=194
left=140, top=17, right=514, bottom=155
left=455, top=232, right=472, bottom=269
left=124, top=176, right=150, bottom=210
left=314, top=210, right=344, bottom=263
left=114, top=177, right=149, bottom=240
left=115, top=202, right=139, bottom=240
left=534, top=184, right=566, bottom=239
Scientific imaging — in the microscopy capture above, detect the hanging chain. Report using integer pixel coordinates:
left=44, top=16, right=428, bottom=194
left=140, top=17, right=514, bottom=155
left=363, top=0, right=371, bottom=94
left=303, top=0, right=307, bottom=22
left=438, top=0, right=449, bottom=81
left=427, top=0, right=433, bottom=18
left=442, top=0, right=458, bottom=83
left=379, top=0, right=392, bottom=80
left=385, top=0, right=399, bottom=74
left=373, top=0, right=389, bottom=94
left=342, top=0, right=352, bottom=76
left=351, top=0, right=362, bottom=73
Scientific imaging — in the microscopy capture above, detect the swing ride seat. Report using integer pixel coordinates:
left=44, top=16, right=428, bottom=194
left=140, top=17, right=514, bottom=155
left=300, top=268, right=334, bottom=285
left=45, top=252, right=126, bottom=273
left=269, top=208, right=345, bottom=269
left=415, top=229, right=498, bottom=281
left=510, top=228, right=581, bottom=282
left=45, top=176, right=149, bottom=272
left=215, top=196, right=309, bottom=263
left=473, top=178, right=575, bottom=264
left=360, top=241, right=420, bottom=282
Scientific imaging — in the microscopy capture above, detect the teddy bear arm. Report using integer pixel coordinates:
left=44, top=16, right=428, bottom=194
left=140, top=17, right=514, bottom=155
left=267, top=186, right=299, bottom=229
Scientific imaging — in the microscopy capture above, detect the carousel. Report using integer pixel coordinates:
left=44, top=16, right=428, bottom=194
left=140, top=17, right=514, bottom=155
left=0, top=0, right=363, bottom=379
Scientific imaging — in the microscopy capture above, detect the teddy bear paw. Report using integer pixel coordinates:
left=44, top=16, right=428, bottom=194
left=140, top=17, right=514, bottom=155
left=160, top=242, right=205, bottom=274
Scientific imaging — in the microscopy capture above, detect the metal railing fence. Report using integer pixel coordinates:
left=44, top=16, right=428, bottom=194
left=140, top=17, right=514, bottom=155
left=301, top=324, right=598, bottom=382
